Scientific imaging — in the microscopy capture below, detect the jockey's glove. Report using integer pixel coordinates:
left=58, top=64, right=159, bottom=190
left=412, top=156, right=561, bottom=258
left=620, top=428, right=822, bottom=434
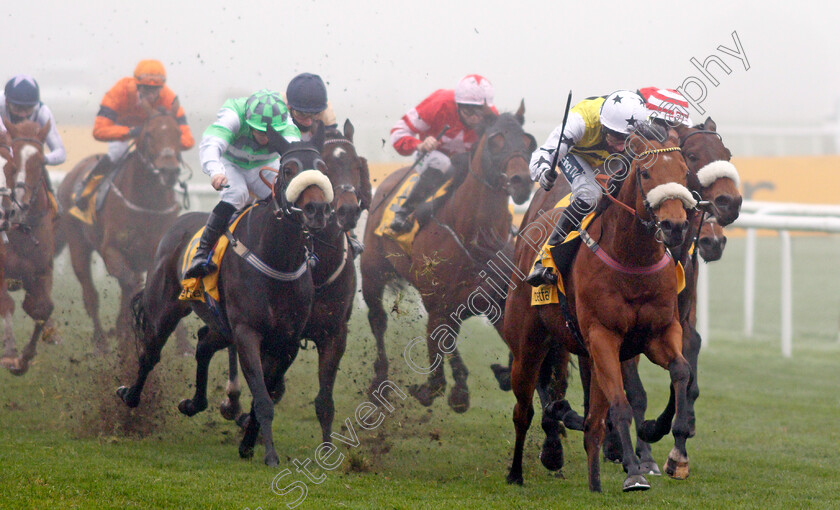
left=538, top=167, right=557, bottom=191
left=128, top=126, right=142, bottom=138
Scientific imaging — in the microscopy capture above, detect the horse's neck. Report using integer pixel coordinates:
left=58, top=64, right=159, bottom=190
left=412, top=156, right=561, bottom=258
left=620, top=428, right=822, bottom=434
left=599, top=176, right=665, bottom=266
left=119, top=153, right=173, bottom=207
left=312, top=222, right=347, bottom=277
left=250, top=206, right=309, bottom=270
left=444, top=157, right=510, bottom=243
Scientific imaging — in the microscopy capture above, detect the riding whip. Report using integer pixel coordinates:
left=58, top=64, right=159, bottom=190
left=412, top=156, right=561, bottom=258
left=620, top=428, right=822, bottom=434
left=546, top=91, right=573, bottom=181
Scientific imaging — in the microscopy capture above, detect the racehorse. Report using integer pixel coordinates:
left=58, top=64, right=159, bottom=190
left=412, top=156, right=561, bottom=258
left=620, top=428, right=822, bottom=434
left=504, top=123, right=698, bottom=492
left=117, top=133, right=334, bottom=466
left=57, top=107, right=183, bottom=352
left=361, top=106, right=534, bottom=412
left=219, top=120, right=373, bottom=444
left=0, top=119, right=59, bottom=375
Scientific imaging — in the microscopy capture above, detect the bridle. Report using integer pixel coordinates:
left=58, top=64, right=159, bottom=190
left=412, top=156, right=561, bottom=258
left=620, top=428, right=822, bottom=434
left=323, top=136, right=361, bottom=208
left=469, top=125, right=534, bottom=193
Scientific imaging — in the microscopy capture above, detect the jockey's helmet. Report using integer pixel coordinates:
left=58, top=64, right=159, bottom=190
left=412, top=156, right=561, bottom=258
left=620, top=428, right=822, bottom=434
left=455, top=74, right=494, bottom=107
left=600, top=90, right=650, bottom=135
left=286, top=73, right=328, bottom=114
left=4, top=75, right=40, bottom=107
left=638, top=87, right=693, bottom=127
left=134, top=60, right=166, bottom=87
left=245, top=90, right=292, bottom=132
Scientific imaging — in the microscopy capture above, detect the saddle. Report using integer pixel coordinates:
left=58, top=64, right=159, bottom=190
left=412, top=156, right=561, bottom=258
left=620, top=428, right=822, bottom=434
left=67, top=158, right=123, bottom=224
left=374, top=172, right=454, bottom=252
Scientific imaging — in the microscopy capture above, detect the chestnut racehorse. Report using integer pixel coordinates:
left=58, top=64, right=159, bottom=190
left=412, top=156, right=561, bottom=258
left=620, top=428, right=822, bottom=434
left=57, top=109, right=183, bottom=352
left=361, top=107, right=534, bottom=412
left=0, top=119, right=59, bottom=375
left=117, top=135, right=334, bottom=466
left=504, top=123, right=697, bottom=492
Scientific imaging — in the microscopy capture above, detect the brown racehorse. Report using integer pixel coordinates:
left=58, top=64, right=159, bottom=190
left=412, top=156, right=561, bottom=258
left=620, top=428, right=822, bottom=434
left=118, top=135, right=333, bottom=466
left=219, top=120, right=373, bottom=444
left=361, top=107, right=534, bottom=412
left=505, top=123, right=698, bottom=492
left=57, top=109, right=183, bottom=352
left=0, top=119, right=59, bottom=375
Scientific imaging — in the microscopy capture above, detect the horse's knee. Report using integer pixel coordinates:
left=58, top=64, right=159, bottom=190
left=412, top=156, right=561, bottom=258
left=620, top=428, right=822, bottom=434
left=669, top=359, right=691, bottom=385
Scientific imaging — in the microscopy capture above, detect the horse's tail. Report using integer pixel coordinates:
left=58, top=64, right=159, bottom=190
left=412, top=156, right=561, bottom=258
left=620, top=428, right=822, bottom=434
left=130, top=290, right=148, bottom=340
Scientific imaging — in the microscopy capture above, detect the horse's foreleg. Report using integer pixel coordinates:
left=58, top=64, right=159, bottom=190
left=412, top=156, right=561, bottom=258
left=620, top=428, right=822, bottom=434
left=406, top=313, right=451, bottom=408
left=620, top=358, right=660, bottom=475
left=178, top=326, right=228, bottom=417
left=234, top=325, right=279, bottom=467
left=1, top=310, right=16, bottom=360
left=15, top=273, right=54, bottom=372
left=114, top=270, right=144, bottom=345
left=314, top=326, right=347, bottom=443
left=362, top=268, right=390, bottom=398
left=67, top=237, right=107, bottom=352
left=535, top=344, right=571, bottom=473
left=683, top=324, right=702, bottom=438
left=644, top=320, right=692, bottom=480
left=588, top=325, right=649, bottom=492
left=219, top=347, right=241, bottom=421
left=447, top=346, right=469, bottom=413
left=506, top=333, right=548, bottom=485
left=490, top=351, right=513, bottom=391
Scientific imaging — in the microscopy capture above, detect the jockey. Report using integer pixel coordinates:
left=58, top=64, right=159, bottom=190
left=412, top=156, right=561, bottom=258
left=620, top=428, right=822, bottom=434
left=388, top=74, right=498, bottom=233
left=75, top=59, right=194, bottom=207
left=184, top=89, right=301, bottom=279
left=526, top=90, right=651, bottom=287
left=0, top=74, right=66, bottom=191
left=283, top=72, right=363, bottom=255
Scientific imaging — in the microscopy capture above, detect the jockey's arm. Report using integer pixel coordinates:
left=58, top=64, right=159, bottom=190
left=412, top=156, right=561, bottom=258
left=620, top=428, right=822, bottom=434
left=390, top=117, right=422, bottom=156
left=37, top=104, right=66, bottom=166
left=199, top=106, right=239, bottom=178
left=529, top=112, right=585, bottom=182
left=93, top=80, right=133, bottom=142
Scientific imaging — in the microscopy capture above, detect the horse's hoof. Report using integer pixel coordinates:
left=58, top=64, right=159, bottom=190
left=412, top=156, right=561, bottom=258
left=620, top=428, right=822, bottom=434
left=447, top=384, right=470, bottom=413
left=665, top=448, right=690, bottom=479
left=178, top=398, right=206, bottom=417
left=239, top=445, right=254, bottom=459
left=408, top=382, right=445, bottom=407
left=505, top=471, right=524, bottom=485
left=235, top=413, right=251, bottom=430
left=41, top=326, right=62, bottom=345
left=640, top=460, right=662, bottom=476
left=116, top=386, right=139, bottom=408
left=4, top=357, right=29, bottom=376
left=264, top=453, right=279, bottom=467
left=219, top=399, right=241, bottom=421
left=539, top=437, right=564, bottom=472
left=490, top=364, right=511, bottom=391
left=622, top=474, right=651, bottom=492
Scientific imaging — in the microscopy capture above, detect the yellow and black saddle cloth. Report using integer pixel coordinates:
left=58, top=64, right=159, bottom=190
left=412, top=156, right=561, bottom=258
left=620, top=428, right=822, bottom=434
left=373, top=171, right=452, bottom=253
left=530, top=194, right=686, bottom=307
left=67, top=160, right=113, bottom=225
left=178, top=204, right=255, bottom=304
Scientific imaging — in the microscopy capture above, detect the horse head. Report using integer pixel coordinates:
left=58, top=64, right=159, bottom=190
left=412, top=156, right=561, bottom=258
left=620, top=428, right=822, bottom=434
left=4, top=117, right=49, bottom=217
left=675, top=117, right=742, bottom=226
left=267, top=130, right=333, bottom=231
left=321, top=119, right=371, bottom=231
left=625, top=122, right=697, bottom=248
left=697, top=217, right=727, bottom=262
left=135, top=108, right=183, bottom=188
left=474, top=103, right=535, bottom=205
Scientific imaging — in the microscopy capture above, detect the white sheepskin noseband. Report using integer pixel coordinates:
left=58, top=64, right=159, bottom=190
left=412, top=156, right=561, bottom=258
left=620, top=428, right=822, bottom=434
left=285, top=170, right=334, bottom=204
left=696, top=160, right=740, bottom=189
left=645, top=182, right=697, bottom=209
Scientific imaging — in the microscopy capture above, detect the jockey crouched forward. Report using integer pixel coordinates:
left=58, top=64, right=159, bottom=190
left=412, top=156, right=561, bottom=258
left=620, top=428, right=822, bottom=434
left=283, top=72, right=364, bottom=256
left=0, top=74, right=67, bottom=196
left=388, top=74, right=499, bottom=233
left=75, top=59, right=194, bottom=208
left=525, top=90, right=651, bottom=287
left=184, top=90, right=301, bottom=279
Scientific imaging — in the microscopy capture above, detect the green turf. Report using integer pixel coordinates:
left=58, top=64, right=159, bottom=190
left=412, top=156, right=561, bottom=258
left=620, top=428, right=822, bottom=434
left=0, top=236, right=837, bottom=509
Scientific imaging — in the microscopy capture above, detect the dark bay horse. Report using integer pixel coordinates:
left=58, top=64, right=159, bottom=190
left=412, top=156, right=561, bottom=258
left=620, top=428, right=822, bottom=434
left=117, top=135, right=334, bottom=466
left=361, top=106, right=534, bottom=412
left=219, top=120, right=373, bottom=444
left=57, top=110, right=183, bottom=352
left=505, top=124, right=697, bottom=492
left=0, top=119, right=59, bottom=375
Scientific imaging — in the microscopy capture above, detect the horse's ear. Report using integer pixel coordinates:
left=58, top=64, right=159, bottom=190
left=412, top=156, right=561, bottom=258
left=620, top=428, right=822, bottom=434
left=37, top=120, right=52, bottom=141
left=265, top=123, right=290, bottom=155
left=703, top=117, right=717, bottom=132
left=311, top=121, right=325, bottom=152
left=515, top=99, right=525, bottom=125
left=343, top=119, right=354, bottom=143
left=674, top=123, right=690, bottom=141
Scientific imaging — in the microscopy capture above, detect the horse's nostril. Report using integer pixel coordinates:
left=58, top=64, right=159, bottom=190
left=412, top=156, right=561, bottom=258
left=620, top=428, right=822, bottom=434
left=699, top=238, right=712, bottom=248
left=714, top=195, right=732, bottom=209
left=660, top=220, right=674, bottom=232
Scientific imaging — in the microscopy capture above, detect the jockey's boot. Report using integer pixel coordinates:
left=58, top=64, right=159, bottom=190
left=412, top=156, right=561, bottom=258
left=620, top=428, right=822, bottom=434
left=184, top=201, right=236, bottom=280
left=347, top=231, right=364, bottom=258
left=74, top=155, right=113, bottom=208
left=525, top=198, right=592, bottom=287
left=389, top=167, right=447, bottom=234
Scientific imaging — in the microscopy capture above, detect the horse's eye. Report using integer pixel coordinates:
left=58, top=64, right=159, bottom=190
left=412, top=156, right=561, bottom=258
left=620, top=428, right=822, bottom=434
left=640, top=169, right=651, bottom=179
left=316, top=160, right=327, bottom=172
left=686, top=153, right=699, bottom=163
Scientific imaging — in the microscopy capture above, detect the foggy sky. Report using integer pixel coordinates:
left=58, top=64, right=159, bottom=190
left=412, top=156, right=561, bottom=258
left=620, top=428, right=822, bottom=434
left=6, top=0, right=840, bottom=164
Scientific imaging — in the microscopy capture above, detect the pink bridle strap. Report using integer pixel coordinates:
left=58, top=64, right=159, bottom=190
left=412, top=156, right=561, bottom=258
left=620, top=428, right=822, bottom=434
left=579, top=227, right=673, bottom=275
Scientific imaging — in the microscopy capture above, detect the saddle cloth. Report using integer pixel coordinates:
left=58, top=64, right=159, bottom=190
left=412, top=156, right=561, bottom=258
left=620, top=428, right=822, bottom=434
left=67, top=174, right=106, bottom=225
left=530, top=194, right=685, bottom=306
left=373, top=171, right=450, bottom=253
left=178, top=204, right=254, bottom=303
